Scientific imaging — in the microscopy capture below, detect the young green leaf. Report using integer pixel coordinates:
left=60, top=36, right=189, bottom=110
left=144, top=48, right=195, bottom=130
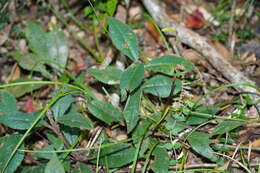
left=88, top=100, right=123, bottom=123
left=120, top=61, right=144, bottom=92
left=124, top=87, right=142, bottom=133
left=187, top=131, right=219, bottom=163
left=145, top=55, right=194, bottom=76
left=0, top=134, right=24, bottom=173
left=211, top=120, right=245, bottom=136
left=88, top=66, right=122, bottom=85
left=45, top=154, right=65, bottom=173
left=108, top=17, right=139, bottom=61
left=0, top=90, right=18, bottom=115
left=58, top=106, right=93, bottom=130
left=142, top=75, right=173, bottom=98
left=106, top=0, right=118, bottom=16
left=0, top=110, right=44, bottom=130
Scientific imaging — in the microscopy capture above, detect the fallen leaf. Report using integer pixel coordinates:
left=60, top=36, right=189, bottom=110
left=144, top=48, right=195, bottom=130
left=186, top=8, right=205, bottom=29
left=25, top=99, right=39, bottom=113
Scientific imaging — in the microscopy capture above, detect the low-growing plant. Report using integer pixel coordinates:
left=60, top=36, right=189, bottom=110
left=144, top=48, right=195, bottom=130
left=0, top=16, right=258, bottom=173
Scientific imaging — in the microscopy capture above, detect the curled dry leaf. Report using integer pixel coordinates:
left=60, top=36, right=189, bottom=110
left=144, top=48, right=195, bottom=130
left=186, top=8, right=205, bottom=29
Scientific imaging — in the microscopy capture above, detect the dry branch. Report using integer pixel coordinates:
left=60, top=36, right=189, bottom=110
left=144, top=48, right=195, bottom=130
left=142, top=0, right=259, bottom=97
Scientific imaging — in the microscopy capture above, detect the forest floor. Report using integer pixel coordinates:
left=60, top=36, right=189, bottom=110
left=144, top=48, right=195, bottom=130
left=0, top=0, right=260, bottom=172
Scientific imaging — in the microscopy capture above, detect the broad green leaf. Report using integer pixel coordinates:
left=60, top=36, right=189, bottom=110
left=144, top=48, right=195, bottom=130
left=172, top=79, right=182, bottom=95
left=73, top=163, right=94, bottom=173
left=15, top=21, right=69, bottom=77
left=24, top=21, right=49, bottom=58
left=9, top=51, right=51, bottom=78
left=108, top=17, right=139, bottom=61
left=88, top=66, right=122, bottom=85
left=0, top=134, right=24, bottom=173
left=0, top=90, right=18, bottom=115
left=106, top=0, right=118, bottom=16
left=91, top=143, right=135, bottom=168
left=165, top=119, right=187, bottom=136
left=58, top=107, right=93, bottom=130
left=61, top=125, right=80, bottom=145
left=45, top=154, right=65, bottom=173
left=88, top=100, right=123, bottom=123
left=120, top=61, right=144, bottom=92
left=211, top=120, right=245, bottom=136
left=6, top=78, right=43, bottom=98
left=187, top=131, right=219, bottom=163
left=17, top=164, right=45, bottom=173
left=186, top=105, right=219, bottom=125
left=46, top=28, right=69, bottom=72
left=145, top=55, right=194, bottom=76
left=124, top=87, right=142, bottom=133
left=51, top=94, right=73, bottom=120
left=0, top=110, right=44, bottom=130
left=142, top=75, right=173, bottom=98
left=150, top=146, right=170, bottom=173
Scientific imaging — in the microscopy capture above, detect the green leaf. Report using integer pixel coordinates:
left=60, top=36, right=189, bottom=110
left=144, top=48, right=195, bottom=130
left=13, top=21, right=69, bottom=77
left=120, top=61, right=144, bottom=92
left=0, top=90, right=18, bottom=116
left=172, top=79, right=182, bottom=95
left=91, top=143, right=135, bottom=168
left=150, top=145, right=170, bottom=173
left=88, top=66, right=122, bottom=85
left=88, top=100, right=123, bottom=123
left=24, top=21, right=48, bottom=58
left=61, top=125, right=80, bottom=145
left=0, top=134, right=24, bottom=173
left=45, top=154, right=65, bottom=173
left=186, top=105, right=219, bottom=125
left=73, top=163, right=94, bottom=173
left=17, top=164, right=45, bottom=173
left=6, top=78, right=44, bottom=98
left=124, top=87, right=142, bottom=133
left=108, top=17, right=139, bottom=61
left=142, top=75, right=173, bottom=98
left=145, top=55, right=194, bottom=76
left=9, top=51, right=52, bottom=79
left=187, top=131, right=219, bottom=163
left=211, top=120, right=245, bottom=136
left=58, top=106, right=93, bottom=130
left=51, top=94, right=73, bottom=120
left=106, top=0, right=118, bottom=16
left=45, top=28, right=69, bottom=73
left=0, top=110, right=44, bottom=130
left=165, top=119, right=187, bottom=136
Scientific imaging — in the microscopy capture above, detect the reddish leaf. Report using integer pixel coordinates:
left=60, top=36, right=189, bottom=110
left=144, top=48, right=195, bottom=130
left=25, top=99, right=38, bottom=113
left=186, top=8, right=205, bottom=29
